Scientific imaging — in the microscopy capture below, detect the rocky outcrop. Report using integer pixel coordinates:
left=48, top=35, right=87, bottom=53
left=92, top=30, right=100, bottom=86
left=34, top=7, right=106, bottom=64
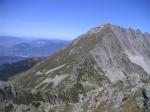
left=0, top=81, right=48, bottom=112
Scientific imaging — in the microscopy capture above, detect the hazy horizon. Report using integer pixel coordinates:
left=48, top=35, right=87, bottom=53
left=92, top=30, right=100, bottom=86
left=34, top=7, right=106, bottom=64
left=0, top=0, right=150, bottom=40
left=0, top=35, right=72, bottom=41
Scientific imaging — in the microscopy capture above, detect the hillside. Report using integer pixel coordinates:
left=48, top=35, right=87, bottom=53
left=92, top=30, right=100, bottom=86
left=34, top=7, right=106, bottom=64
left=0, top=56, right=27, bottom=65
left=0, top=57, right=44, bottom=81
left=0, top=24, right=150, bottom=112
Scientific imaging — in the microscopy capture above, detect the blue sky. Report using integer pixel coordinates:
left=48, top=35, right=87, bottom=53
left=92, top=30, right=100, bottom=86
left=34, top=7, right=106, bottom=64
left=0, top=0, right=150, bottom=40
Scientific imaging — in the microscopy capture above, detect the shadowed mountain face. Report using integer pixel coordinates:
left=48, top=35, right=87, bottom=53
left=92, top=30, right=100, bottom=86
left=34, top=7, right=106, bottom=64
left=0, top=24, right=150, bottom=112
left=0, top=57, right=44, bottom=81
left=0, top=56, right=27, bottom=65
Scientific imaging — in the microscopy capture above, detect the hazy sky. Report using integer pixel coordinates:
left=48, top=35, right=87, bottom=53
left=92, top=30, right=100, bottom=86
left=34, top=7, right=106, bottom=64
left=0, top=0, right=150, bottom=40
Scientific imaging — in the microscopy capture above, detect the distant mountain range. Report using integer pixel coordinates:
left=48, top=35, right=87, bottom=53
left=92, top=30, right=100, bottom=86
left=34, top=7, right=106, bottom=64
left=0, top=36, right=30, bottom=47
left=0, top=36, right=69, bottom=58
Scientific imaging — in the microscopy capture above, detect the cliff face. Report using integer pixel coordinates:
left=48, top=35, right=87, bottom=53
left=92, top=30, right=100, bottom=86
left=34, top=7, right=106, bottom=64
left=0, top=24, right=150, bottom=112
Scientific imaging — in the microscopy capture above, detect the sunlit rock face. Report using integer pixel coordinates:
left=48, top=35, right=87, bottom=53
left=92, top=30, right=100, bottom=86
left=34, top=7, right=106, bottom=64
left=0, top=23, right=150, bottom=112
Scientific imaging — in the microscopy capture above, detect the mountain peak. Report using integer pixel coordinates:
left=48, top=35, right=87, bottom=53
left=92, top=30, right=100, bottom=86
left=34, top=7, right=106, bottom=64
left=100, top=23, right=114, bottom=27
left=99, top=23, right=121, bottom=28
left=87, top=23, right=122, bottom=35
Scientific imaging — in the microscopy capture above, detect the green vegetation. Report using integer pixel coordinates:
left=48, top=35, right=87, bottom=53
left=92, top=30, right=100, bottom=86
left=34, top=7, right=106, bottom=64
left=14, top=90, right=44, bottom=105
left=49, top=108, right=56, bottom=112
left=115, top=80, right=124, bottom=89
left=121, top=90, right=144, bottom=112
left=4, top=103, right=14, bottom=112
left=32, top=101, right=41, bottom=108
left=122, top=95, right=129, bottom=102
left=70, top=83, right=84, bottom=103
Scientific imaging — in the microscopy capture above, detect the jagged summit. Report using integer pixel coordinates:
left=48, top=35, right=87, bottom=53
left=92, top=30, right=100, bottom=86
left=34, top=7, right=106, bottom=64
left=87, top=23, right=117, bottom=33
left=97, top=23, right=118, bottom=27
left=0, top=24, right=150, bottom=112
left=90, top=23, right=149, bottom=36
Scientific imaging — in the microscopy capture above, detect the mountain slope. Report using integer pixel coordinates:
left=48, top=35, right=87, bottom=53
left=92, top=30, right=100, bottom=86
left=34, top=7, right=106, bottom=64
left=1, top=24, right=150, bottom=112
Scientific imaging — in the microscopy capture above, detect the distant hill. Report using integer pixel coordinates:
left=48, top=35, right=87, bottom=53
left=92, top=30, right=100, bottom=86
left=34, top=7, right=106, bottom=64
left=0, top=57, right=44, bottom=81
left=0, top=36, right=69, bottom=57
left=0, top=36, right=30, bottom=47
left=9, top=39, right=69, bottom=56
